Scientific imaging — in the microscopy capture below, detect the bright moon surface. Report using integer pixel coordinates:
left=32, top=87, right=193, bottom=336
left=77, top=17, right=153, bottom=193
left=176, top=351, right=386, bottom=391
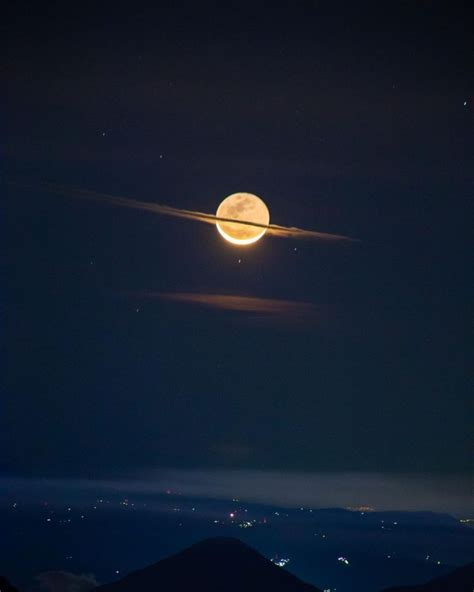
left=216, top=193, right=270, bottom=245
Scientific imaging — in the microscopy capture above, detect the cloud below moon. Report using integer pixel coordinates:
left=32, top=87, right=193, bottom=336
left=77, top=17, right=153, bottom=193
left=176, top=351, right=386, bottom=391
left=130, top=291, right=320, bottom=327
left=23, top=182, right=358, bottom=242
left=150, top=291, right=317, bottom=317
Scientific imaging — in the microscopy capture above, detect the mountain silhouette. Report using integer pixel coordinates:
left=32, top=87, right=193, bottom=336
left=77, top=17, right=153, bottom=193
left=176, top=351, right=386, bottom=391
left=383, top=562, right=474, bottom=591
left=0, top=577, right=19, bottom=592
left=93, top=537, right=321, bottom=591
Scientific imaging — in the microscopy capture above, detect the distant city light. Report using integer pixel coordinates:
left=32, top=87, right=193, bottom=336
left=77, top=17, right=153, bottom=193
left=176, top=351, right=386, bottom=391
left=271, top=557, right=290, bottom=567
left=338, top=556, right=350, bottom=565
left=346, top=506, right=375, bottom=513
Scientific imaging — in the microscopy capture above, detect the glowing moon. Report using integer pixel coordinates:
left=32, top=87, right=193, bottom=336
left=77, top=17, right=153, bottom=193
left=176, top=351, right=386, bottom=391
left=216, top=193, right=270, bottom=245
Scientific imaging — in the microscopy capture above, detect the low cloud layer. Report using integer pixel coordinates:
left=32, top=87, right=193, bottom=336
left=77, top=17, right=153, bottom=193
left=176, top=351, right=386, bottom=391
left=36, top=571, right=98, bottom=592
left=2, top=470, right=472, bottom=515
left=135, top=469, right=474, bottom=515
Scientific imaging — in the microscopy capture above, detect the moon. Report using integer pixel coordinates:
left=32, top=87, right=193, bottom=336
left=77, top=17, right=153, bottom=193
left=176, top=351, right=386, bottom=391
left=216, top=193, right=270, bottom=245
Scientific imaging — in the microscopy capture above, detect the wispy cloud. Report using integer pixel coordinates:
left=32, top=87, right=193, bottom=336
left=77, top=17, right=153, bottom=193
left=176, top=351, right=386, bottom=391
left=132, top=291, right=319, bottom=327
left=12, top=181, right=358, bottom=242
left=153, top=292, right=316, bottom=317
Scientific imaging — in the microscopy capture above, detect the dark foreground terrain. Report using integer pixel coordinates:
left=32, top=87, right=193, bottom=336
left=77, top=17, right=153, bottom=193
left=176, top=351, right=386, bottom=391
left=95, top=537, right=320, bottom=592
left=2, top=488, right=474, bottom=592
left=383, top=561, right=474, bottom=591
left=2, top=538, right=474, bottom=591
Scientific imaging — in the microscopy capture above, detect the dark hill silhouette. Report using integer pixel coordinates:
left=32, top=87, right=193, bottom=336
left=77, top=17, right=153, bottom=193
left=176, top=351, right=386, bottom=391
left=383, top=562, right=474, bottom=591
left=0, top=576, right=19, bottom=592
left=94, top=537, right=321, bottom=592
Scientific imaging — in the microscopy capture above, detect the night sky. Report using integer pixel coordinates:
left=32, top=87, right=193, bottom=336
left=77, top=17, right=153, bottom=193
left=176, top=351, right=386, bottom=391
left=3, top=3, right=472, bottom=486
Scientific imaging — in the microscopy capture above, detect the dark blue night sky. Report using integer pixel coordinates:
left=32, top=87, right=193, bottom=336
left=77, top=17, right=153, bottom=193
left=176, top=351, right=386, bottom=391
left=2, top=3, right=473, bottom=590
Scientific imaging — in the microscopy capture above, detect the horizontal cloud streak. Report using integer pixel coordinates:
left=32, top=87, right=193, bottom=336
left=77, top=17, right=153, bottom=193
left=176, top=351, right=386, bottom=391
left=141, top=469, right=474, bottom=516
left=151, top=292, right=316, bottom=317
left=14, top=181, right=358, bottom=242
left=1, top=471, right=472, bottom=515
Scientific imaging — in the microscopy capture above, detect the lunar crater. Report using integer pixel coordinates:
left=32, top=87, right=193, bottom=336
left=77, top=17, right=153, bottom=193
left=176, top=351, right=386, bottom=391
left=216, top=193, right=270, bottom=245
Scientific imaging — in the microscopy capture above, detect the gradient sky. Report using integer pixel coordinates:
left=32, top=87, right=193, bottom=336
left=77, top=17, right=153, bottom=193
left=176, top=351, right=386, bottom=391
left=3, top=3, right=472, bottom=479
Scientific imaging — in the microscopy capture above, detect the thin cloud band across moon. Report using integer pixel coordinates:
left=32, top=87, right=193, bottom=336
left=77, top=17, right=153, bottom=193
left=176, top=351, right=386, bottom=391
left=16, top=182, right=358, bottom=244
